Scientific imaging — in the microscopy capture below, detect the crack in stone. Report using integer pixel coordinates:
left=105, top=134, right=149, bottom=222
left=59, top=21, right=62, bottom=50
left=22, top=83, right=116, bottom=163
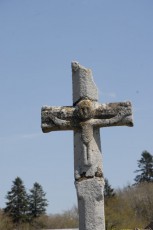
left=75, top=168, right=103, bottom=182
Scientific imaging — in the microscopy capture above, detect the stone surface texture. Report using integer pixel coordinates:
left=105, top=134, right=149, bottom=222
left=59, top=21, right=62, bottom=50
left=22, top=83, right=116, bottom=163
left=41, top=62, right=134, bottom=230
left=72, top=61, right=98, bottom=105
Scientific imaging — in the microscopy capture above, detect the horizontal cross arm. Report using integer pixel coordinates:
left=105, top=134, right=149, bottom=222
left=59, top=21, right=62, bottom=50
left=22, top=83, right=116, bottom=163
left=41, top=106, right=75, bottom=133
left=93, top=101, right=133, bottom=127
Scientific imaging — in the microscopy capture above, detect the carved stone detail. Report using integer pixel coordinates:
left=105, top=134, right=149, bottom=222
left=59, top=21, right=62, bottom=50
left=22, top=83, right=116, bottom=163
left=41, top=62, right=134, bottom=230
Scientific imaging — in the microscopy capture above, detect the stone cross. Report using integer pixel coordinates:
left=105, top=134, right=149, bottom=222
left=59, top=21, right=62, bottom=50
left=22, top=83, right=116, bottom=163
left=41, top=62, right=133, bottom=230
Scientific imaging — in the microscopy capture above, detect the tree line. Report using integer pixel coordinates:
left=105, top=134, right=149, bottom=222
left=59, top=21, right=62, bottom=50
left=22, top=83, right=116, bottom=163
left=104, top=150, right=153, bottom=229
left=2, top=177, right=48, bottom=229
left=1, top=150, right=153, bottom=229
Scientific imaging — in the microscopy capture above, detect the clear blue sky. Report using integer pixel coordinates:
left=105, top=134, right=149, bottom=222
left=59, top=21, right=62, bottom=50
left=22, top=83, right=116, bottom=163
left=0, top=0, right=153, bottom=214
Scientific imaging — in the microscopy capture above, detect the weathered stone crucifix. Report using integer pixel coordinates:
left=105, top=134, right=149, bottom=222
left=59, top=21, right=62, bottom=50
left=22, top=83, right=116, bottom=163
left=41, top=62, right=133, bottom=230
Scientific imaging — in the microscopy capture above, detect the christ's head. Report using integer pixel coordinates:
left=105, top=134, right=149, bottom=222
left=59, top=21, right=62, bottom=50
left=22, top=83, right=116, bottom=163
left=76, top=99, right=94, bottom=120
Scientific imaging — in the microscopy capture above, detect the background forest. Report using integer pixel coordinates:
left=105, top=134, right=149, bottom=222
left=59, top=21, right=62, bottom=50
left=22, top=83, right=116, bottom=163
left=1, top=150, right=153, bottom=230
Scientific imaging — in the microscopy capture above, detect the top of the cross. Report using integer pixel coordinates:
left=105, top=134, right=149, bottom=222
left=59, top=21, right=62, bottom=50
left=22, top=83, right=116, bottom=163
left=71, top=61, right=98, bottom=105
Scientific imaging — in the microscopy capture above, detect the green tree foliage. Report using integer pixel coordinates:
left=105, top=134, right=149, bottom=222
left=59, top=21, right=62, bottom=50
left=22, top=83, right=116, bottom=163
left=28, top=182, right=48, bottom=220
left=134, top=150, right=153, bottom=183
left=104, top=178, right=116, bottom=230
left=104, top=178, right=115, bottom=199
left=4, top=177, right=28, bottom=224
left=4, top=177, right=48, bottom=228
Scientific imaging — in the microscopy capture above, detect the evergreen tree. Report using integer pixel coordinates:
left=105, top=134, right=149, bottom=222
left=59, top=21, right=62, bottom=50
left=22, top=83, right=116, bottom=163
left=134, top=150, right=153, bottom=184
left=28, top=182, right=48, bottom=219
left=104, top=178, right=115, bottom=199
left=4, top=177, right=28, bottom=223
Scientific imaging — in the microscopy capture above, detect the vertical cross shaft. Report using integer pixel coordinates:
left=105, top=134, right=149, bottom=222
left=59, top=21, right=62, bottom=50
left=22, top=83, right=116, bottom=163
left=41, top=61, right=133, bottom=230
left=72, top=62, right=105, bottom=230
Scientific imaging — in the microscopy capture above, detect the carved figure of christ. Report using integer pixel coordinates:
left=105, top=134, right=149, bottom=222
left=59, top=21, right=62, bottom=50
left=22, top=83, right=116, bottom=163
left=41, top=62, right=133, bottom=230
left=42, top=100, right=133, bottom=166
